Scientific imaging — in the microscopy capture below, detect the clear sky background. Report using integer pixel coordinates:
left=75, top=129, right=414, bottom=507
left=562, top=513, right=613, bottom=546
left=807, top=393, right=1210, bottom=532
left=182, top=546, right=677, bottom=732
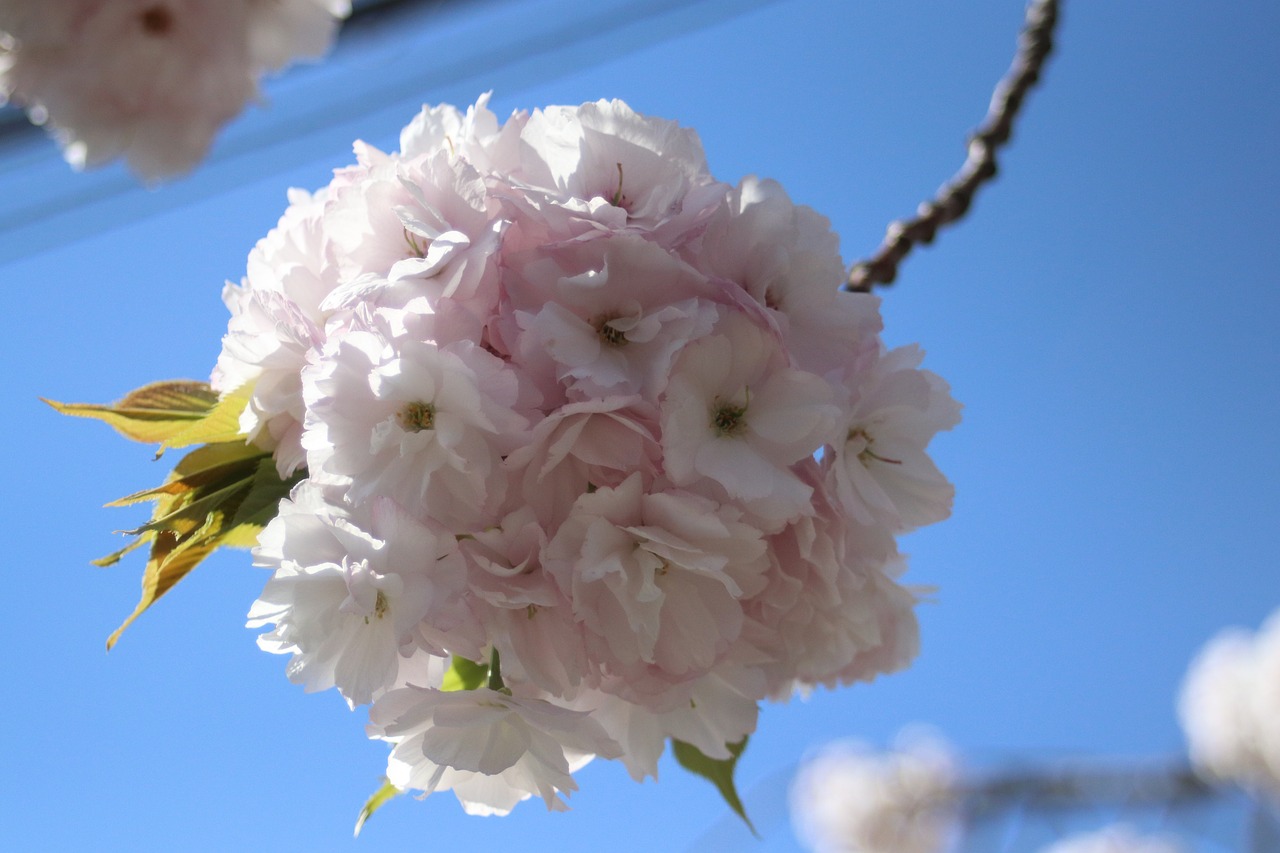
left=2, top=1, right=1277, bottom=850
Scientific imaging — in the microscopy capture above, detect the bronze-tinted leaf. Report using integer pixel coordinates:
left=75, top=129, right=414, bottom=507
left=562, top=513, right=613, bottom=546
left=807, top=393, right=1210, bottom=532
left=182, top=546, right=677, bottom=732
left=42, top=380, right=217, bottom=445
left=101, top=440, right=302, bottom=649
left=119, top=381, right=219, bottom=411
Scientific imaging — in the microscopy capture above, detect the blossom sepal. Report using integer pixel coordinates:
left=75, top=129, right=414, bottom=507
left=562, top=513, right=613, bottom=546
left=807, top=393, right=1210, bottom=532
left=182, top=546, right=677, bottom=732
left=353, top=777, right=404, bottom=838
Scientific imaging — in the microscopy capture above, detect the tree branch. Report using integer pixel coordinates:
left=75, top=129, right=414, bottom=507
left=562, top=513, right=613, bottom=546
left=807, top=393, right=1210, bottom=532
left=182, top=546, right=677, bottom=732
left=958, top=760, right=1215, bottom=821
left=845, top=0, right=1060, bottom=292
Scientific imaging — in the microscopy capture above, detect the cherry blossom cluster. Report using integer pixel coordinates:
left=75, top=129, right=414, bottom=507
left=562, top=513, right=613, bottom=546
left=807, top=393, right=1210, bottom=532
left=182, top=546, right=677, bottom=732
left=0, top=0, right=350, bottom=180
left=1178, top=608, right=1280, bottom=798
left=218, top=95, right=960, bottom=815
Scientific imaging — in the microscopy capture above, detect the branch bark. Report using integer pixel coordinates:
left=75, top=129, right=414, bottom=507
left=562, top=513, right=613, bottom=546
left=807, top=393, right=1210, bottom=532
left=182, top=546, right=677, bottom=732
left=845, top=0, right=1060, bottom=292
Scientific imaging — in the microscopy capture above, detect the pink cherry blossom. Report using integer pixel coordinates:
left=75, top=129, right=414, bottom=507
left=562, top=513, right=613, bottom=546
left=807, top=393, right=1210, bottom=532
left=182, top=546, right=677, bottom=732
left=367, top=686, right=622, bottom=814
left=248, top=483, right=466, bottom=707
left=830, top=344, right=962, bottom=532
left=399, top=91, right=526, bottom=175
left=691, top=175, right=883, bottom=376
left=505, top=234, right=719, bottom=402
left=301, top=324, right=528, bottom=529
left=544, top=473, right=769, bottom=701
left=459, top=507, right=589, bottom=696
left=505, top=98, right=728, bottom=248
left=0, top=0, right=349, bottom=179
left=746, top=468, right=922, bottom=694
left=501, top=395, right=662, bottom=533
left=571, top=664, right=764, bottom=782
left=661, top=310, right=842, bottom=527
left=323, top=146, right=505, bottom=344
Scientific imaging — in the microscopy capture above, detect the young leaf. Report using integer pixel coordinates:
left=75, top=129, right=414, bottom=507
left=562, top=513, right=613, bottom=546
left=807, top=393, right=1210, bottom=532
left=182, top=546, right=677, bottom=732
left=42, top=380, right=217, bottom=444
left=106, top=529, right=220, bottom=650
left=441, top=656, right=489, bottom=692
left=158, top=384, right=254, bottom=451
left=105, top=440, right=265, bottom=509
left=354, top=778, right=403, bottom=838
left=90, top=537, right=147, bottom=568
left=101, top=440, right=300, bottom=650
left=124, top=471, right=258, bottom=536
left=671, top=737, right=756, bottom=836
left=229, top=458, right=306, bottom=532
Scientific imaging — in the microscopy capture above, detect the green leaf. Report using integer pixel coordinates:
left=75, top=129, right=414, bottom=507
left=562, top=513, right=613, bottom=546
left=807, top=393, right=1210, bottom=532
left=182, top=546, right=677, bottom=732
left=229, top=458, right=306, bottom=532
left=90, top=537, right=147, bottom=568
left=106, top=527, right=220, bottom=650
left=441, top=656, right=489, bottom=692
left=354, top=778, right=403, bottom=838
left=158, top=384, right=254, bottom=451
left=672, top=737, right=756, bottom=835
left=106, top=440, right=265, bottom=509
left=43, top=380, right=217, bottom=444
left=102, top=440, right=300, bottom=650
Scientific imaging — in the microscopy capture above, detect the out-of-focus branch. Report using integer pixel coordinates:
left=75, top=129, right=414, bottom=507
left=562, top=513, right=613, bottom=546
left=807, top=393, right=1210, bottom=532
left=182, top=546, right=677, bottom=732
left=845, top=0, right=1059, bottom=292
left=959, top=760, right=1215, bottom=822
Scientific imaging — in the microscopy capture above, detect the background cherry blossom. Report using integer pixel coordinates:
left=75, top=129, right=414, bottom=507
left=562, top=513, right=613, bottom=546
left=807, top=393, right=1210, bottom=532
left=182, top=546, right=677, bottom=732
left=1, top=0, right=1276, bottom=850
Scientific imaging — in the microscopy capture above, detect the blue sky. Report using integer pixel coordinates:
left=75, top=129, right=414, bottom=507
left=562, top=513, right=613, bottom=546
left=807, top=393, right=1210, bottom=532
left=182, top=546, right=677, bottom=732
left=2, top=1, right=1277, bottom=850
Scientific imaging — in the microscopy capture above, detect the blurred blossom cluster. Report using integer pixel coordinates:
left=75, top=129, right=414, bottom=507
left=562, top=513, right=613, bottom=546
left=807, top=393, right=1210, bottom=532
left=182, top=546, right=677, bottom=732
left=790, top=733, right=958, bottom=853
left=1179, top=609, right=1280, bottom=797
left=218, top=95, right=960, bottom=814
left=0, top=0, right=350, bottom=179
left=789, top=740, right=1199, bottom=853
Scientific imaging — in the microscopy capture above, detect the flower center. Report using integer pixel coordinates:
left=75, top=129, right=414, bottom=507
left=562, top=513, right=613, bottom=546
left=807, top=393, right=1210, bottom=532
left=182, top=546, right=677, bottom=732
left=403, top=228, right=427, bottom=258
left=374, top=590, right=389, bottom=620
left=711, top=397, right=748, bottom=437
left=850, top=427, right=902, bottom=465
left=610, top=162, right=627, bottom=209
left=763, top=285, right=783, bottom=311
left=139, top=5, right=173, bottom=36
left=593, top=315, right=628, bottom=347
left=398, top=401, right=436, bottom=432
